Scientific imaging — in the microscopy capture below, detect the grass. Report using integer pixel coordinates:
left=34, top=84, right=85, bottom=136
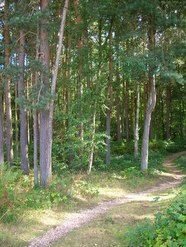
left=52, top=187, right=182, bottom=247
left=0, top=150, right=183, bottom=247
left=174, top=154, right=186, bottom=172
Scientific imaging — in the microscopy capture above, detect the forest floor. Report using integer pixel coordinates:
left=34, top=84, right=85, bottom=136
left=28, top=151, right=186, bottom=247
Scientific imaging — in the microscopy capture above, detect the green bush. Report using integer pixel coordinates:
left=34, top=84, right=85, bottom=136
left=0, top=166, right=72, bottom=222
left=174, top=155, right=186, bottom=173
left=125, top=192, right=186, bottom=247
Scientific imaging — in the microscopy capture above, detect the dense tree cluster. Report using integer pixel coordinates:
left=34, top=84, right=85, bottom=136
left=0, top=0, right=185, bottom=187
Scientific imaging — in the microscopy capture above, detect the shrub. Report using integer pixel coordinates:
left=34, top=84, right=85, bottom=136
left=125, top=192, right=186, bottom=247
left=0, top=166, right=72, bottom=222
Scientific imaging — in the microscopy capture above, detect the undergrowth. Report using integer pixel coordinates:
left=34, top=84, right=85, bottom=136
left=0, top=140, right=183, bottom=224
left=125, top=184, right=186, bottom=247
left=174, top=154, right=186, bottom=173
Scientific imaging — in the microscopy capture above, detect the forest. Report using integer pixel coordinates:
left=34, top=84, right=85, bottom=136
left=0, top=0, right=185, bottom=246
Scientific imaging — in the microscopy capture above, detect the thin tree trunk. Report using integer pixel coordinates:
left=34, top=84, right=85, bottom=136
left=0, top=87, right=4, bottom=165
left=106, top=108, right=111, bottom=165
left=134, top=84, right=140, bottom=158
left=87, top=19, right=102, bottom=173
left=116, top=71, right=122, bottom=141
left=27, top=77, right=30, bottom=144
left=18, top=30, right=29, bottom=174
left=87, top=108, right=96, bottom=173
left=15, top=83, right=18, bottom=161
left=75, top=0, right=84, bottom=142
left=106, top=26, right=113, bottom=165
left=40, top=0, right=50, bottom=187
left=34, top=111, right=38, bottom=186
left=166, top=86, right=171, bottom=139
left=125, top=80, right=129, bottom=143
left=4, top=0, right=13, bottom=167
left=179, top=97, right=184, bottom=139
left=141, top=25, right=156, bottom=171
left=121, top=78, right=125, bottom=137
left=33, top=25, right=39, bottom=187
left=161, top=95, right=165, bottom=139
left=67, top=34, right=73, bottom=165
left=143, top=81, right=146, bottom=125
left=131, top=91, right=135, bottom=139
left=47, top=0, right=69, bottom=178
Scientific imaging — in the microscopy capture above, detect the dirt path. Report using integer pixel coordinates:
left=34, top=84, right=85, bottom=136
left=29, top=151, right=186, bottom=247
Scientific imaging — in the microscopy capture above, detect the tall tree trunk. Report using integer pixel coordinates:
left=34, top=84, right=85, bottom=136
left=74, top=0, right=84, bottom=142
left=125, top=80, right=129, bottom=143
left=27, top=77, right=30, bottom=144
left=143, top=81, right=146, bottom=125
left=4, top=0, right=13, bottom=167
left=33, top=25, right=39, bottom=187
left=121, top=78, right=125, bottom=137
left=106, top=27, right=113, bottom=165
left=0, top=87, right=4, bottom=165
left=40, top=0, right=50, bottom=187
left=161, top=95, right=165, bottom=139
left=67, top=34, right=73, bottom=165
left=179, top=97, right=184, bottom=139
left=141, top=25, right=156, bottom=171
left=47, top=0, right=69, bottom=179
left=116, top=71, right=122, bottom=141
left=87, top=19, right=102, bottom=173
left=15, top=83, right=18, bottom=161
left=134, top=84, right=140, bottom=158
left=18, top=30, right=29, bottom=174
left=131, top=91, right=135, bottom=138
left=166, top=85, right=171, bottom=139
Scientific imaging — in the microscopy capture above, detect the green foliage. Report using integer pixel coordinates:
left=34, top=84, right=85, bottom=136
left=72, top=179, right=99, bottom=198
left=174, top=155, right=186, bottom=173
left=120, top=167, right=143, bottom=178
left=0, top=165, right=99, bottom=223
left=0, top=166, right=71, bottom=222
left=125, top=191, right=186, bottom=247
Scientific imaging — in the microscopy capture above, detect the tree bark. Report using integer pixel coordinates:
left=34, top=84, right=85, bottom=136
left=0, top=87, right=4, bottom=165
left=166, top=85, right=171, bottom=139
left=40, top=0, right=50, bottom=187
left=121, top=78, right=125, bottom=137
left=4, top=0, right=13, bottom=167
left=33, top=25, right=39, bottom=187
left=17, top=30, right=29, bottom=174
left=87, top=19, right=102, bottom=173
left=15, top=82, right=18, bottom=161
left=106, top=27, right=113, bottom=165
left=141, top=25, right=156, bottom=171
left=116, top=71, right=122, bottom=141
left=143, top=81, right=146, bottom=125
left=27, top=77, right=30, bottom=144
left=125, top=80, right=129, bottom=143
left=134, top=84, right=140, bottom=158
left=74, top=0, right=84, bottom=143
left=47, top=0, right=69, bottom=177
left=131, top=91, right=135, bottom=139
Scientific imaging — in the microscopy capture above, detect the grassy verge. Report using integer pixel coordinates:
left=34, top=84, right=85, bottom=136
left=52, top=187, right=183, bottom=247
left=174, top=154, right=186, bottom=172
left=0, top=150, right=180, bottom=247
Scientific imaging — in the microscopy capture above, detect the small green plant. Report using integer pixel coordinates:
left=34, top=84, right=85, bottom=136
left=125, top=192, right=186, bottom=247
left=120, top=167, right=143, bottom=178
left=105, top=216, right=114, bottom=224
left=72, top=178, right=99, bottom=198
left=0, top=166, right=72, bottom=223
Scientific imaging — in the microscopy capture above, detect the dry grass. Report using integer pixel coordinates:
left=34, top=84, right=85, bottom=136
left=52, top=189, right=179, bottom=247
left=0, top=153, right=185, bottom=247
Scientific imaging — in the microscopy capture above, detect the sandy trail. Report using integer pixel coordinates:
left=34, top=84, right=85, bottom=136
left=28, top=151, right=186, bottom=247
